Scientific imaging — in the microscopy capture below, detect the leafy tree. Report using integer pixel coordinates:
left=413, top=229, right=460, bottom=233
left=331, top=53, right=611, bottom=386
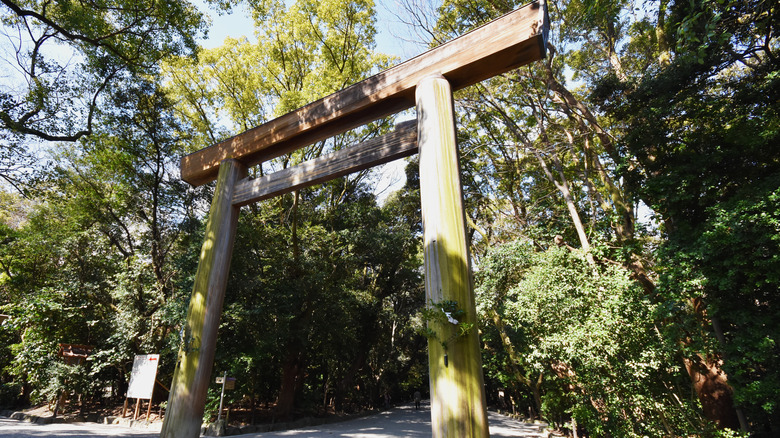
left=0, top=79, right=199, bottom=409
left=1, top=197, right=121, bottom=405
left=403, top=0, right=654, bottom=287
left=0, top=0, right=206, bottom=142
left=160, top=0, right=427, bottom=419
left=162, top=0, right=393, bottom=155
left=476, top=241, right=704, bottom=437
left=0, top=0, right=206, bottom=198
left=599, top=0, right=780, bottom=432
left=208, top=164, right=425, bottom=419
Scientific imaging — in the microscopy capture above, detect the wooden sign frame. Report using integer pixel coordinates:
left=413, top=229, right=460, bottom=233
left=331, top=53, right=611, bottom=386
left=58, top=343, right=93, bottom=366
left=123, top=354, right=160, bottom=421
left=161, top=2, right=549, bottom=438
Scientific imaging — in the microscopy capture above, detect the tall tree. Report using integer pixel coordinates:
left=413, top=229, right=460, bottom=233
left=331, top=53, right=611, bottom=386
left=0, top=0, right=205, bottom=140
left=599, top=0, right=779, bottom=432
left=162, top=0, right=415, bottom=418
left=404, top=0, right=778, bottom=433
left=0, top=79, right=198, bottom=406
left=0, top=0, right=206, bottom=189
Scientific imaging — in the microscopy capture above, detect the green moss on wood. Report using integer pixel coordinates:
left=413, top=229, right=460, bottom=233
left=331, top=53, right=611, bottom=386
left=417, top=75, right=489, bottom=438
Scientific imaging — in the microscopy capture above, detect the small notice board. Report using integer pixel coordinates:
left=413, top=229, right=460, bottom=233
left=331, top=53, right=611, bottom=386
left=127, top=354, right=159, bottom=400
left=216, top=376, right=236, bottom=390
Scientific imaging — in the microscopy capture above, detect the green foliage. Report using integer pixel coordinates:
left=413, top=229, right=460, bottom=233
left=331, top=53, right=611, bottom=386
left=0, top=78, right=198, bottom=409
left=37, top=362, right=95, bottom=408
left=0, top=382, right=22, bottom=408
left=0, top=0, right=207, bottom=197
left=0, top=0, right=206, bottom=141
left=416, top=300, right=474, bottom=351
left=598, top=0, right=780, bottom=431
left=713, top=428, right=750, bottom=438
left=476, top=242, right=701, bottom=436
left=163, top=0, right=393, bottom=153
left=203, top=387, right=222, bottom=422
left=211, top=176, right=425, bottom=415
left=652, top=177, right=780, bottom=430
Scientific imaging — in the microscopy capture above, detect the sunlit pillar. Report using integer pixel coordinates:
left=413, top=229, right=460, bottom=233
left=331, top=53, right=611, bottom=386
left=416, top=74, right=489, bottom=438
left=161, top=159, right=246, bottom=438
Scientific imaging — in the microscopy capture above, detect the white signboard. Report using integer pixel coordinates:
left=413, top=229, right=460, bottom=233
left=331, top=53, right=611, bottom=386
left=127, top=354, right=159, bottom=399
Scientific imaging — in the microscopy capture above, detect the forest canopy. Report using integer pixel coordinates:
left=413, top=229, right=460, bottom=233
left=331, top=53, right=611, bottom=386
left=0, top=0, right=777, bottom=437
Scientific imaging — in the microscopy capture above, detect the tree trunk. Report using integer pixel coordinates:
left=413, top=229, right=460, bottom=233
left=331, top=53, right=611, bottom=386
left=277, top=350, right=304, bottom=418
left=533, top=149, right=591, bottom=253
left=655, top=0, right=671, bottom=66
left=678, top=298, right=741, bottom=430
left=335, top=351, right=366, bottom=411
left=683, top=354, right=740, bottom=429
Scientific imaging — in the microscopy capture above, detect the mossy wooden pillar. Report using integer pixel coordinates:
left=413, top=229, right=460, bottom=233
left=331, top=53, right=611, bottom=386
left=416, top=75, right=489, bottom=438
left=161, top=159, right=246, bottom=438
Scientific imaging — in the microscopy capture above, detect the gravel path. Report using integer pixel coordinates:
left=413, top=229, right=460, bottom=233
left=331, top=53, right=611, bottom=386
left=0, top=416, right=159, bottom=438
left=0, top=404, right=550, bottom=438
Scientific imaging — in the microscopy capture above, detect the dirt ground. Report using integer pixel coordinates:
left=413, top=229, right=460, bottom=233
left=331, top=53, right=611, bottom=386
left=1, top=402, right=556, bottom=437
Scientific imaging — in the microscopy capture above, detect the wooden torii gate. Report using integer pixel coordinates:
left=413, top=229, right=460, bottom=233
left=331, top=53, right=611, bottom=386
left=160, top=2, right=548, bottom=437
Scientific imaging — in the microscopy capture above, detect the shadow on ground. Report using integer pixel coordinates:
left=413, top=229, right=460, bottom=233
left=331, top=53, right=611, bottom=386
left=0, top=403, right=551, bottom=438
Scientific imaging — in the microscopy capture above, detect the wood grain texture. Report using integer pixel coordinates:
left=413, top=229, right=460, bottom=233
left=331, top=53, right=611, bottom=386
left=161, top=160, right=246, bottom=438
left=232, top=121, right=418, bottom=207
left=417, top=76, right=489, bottom=438
left=181, top=0, right=549, bottom=186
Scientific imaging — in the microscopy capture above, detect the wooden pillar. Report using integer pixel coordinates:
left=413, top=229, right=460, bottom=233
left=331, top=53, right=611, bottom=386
left=416, top=75, right=489, bottom=438
left=134, top=398, right=141, bottom=420
left=160, top=159, right=246, bottom=438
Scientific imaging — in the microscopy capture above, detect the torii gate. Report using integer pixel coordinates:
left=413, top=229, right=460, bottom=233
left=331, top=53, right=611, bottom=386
left=160, top=2, right=548, bottom=437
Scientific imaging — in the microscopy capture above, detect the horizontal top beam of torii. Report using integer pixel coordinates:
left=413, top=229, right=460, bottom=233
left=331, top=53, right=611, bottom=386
left=180, top=0, right=549, bottom=187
